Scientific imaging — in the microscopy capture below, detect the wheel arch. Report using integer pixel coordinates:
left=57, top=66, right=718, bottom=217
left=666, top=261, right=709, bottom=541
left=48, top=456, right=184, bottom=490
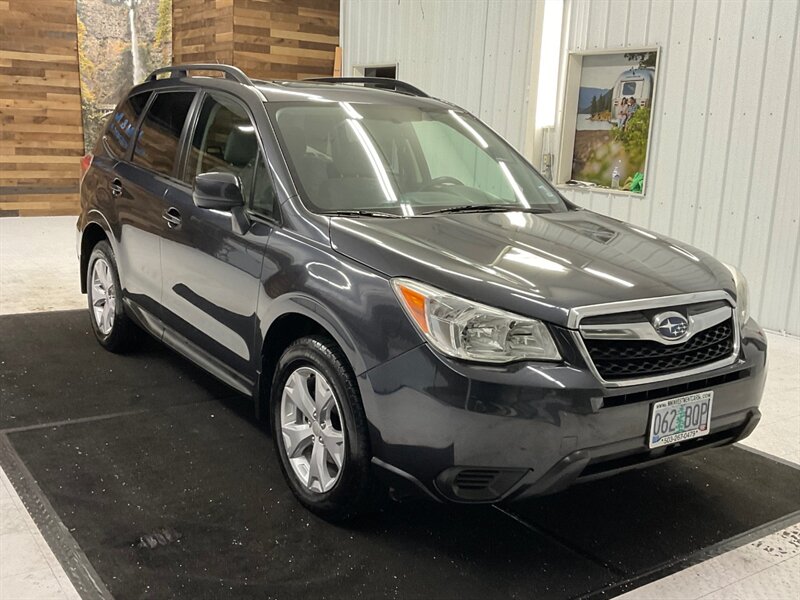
left=255, top=300, right=367, bottom=420
left=79, top=221, right=111, bottom=293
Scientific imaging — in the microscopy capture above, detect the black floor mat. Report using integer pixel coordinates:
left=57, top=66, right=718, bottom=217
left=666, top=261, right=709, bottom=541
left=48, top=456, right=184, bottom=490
left=0, top=310, right=234, bottom=430
left=2, top=310, right=799, bottom=599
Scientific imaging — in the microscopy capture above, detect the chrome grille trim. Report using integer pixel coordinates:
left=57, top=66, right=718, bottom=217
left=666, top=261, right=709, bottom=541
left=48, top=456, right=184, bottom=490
left=580, top=305, right=732, bottom=346
left=566, top=290, right=737, bottom=328
left=568, top=291, right=741, bottom=388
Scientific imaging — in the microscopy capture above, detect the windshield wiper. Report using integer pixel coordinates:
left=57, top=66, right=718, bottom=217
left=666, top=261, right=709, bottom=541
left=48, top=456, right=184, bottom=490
left=422, top=204, right=551, bottom=215
left=325, top=209, right=403, bottom=218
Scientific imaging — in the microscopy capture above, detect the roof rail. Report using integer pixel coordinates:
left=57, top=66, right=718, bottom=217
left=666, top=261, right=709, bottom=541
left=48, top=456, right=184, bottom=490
left=303, top=77, right=429, bottom=98
left=146, top=64, right=254, bottom=86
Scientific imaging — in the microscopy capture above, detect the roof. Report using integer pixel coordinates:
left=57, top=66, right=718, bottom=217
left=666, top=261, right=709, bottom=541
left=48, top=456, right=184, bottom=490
left=141, top=64, right=447, bottom=108
left=252, top=80, right=446, bottom=107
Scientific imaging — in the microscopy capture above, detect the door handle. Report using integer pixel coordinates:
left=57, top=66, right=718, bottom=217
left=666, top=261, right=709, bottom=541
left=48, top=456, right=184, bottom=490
left=110, top=178, right=123, bottom=197
left=162, top=207, right=182, bottom=229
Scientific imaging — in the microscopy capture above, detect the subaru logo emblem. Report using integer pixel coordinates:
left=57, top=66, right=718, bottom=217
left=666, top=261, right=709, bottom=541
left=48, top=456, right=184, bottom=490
left=653, top=311, right=689, bottom=341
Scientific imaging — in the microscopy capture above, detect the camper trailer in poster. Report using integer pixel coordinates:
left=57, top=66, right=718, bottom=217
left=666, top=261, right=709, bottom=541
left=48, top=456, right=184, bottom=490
left=611, top=67, right=655, bottom=126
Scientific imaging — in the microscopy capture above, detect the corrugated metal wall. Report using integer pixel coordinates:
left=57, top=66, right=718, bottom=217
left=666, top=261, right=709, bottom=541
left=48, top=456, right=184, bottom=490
left=341, top=0, right=800, bottom=334
left=556, top=0, right=800, bottom=335
left=341, top=0, right=538, bottom=150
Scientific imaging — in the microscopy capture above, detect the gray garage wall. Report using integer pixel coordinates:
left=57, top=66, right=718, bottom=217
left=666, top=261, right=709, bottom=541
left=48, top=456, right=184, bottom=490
left=340, top=0, right=538, bottom=151
left=555, top=0, right=799, bottom=336
left=341, top=0, right=800, bottom=335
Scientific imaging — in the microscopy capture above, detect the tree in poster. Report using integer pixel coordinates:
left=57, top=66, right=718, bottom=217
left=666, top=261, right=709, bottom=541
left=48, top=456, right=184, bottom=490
left=612, top=106, right=651, bottom=168
left=624, top=52, right=657, bottom=69
left=154, top=0, right=171, bottom=66
left=77, top=17, right=103, bottom=151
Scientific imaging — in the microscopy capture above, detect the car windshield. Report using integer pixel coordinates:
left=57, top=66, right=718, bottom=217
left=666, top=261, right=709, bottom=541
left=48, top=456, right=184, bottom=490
left=267, top=101, right=567, bottom=216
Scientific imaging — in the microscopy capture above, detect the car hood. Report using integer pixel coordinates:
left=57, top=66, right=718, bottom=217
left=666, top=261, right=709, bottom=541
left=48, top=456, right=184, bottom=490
left=329, top=209, right=734, bottom=327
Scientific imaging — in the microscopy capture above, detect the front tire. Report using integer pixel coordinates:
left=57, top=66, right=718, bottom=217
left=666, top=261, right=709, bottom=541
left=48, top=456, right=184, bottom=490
left=87, top=240, right=137, bottom=353
left=271, top=336, right=373, bottom=521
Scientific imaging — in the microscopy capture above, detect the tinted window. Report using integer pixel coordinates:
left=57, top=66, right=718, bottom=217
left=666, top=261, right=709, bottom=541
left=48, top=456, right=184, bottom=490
left=622, top=81, right=637, bottom=95
left=269, top=103, right=565, bottom=216
left=132, top=91, right=195, bottom=177
left=186, top=94, right=276, bottom=216
left=101, top=92, right=151, bottom=158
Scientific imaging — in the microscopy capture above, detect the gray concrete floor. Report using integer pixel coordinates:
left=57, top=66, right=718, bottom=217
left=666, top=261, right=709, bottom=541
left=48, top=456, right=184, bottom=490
left=1, top=216, right=798, bottom=599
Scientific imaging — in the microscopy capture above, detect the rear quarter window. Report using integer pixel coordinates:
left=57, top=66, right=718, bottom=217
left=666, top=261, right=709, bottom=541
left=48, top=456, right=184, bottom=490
left=100, top=91, right=151, bottom=158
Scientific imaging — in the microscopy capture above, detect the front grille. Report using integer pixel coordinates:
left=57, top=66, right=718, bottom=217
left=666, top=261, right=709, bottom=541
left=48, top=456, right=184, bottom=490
left=583, top=319, right=734, bottom=380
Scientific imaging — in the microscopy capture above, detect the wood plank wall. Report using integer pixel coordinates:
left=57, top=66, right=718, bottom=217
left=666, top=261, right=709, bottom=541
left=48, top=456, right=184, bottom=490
left=0, top=0, right=84, bottom=217
left=0, top=0, right=339, bottom=217
left=232, top=0, right=339, bottom=80
left=173, top=0, right=235, bottom=65
left=173, top=0, right=339, bottom=81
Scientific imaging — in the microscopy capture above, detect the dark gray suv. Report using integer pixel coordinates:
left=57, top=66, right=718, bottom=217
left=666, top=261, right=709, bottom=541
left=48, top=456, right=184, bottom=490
left=77, top=65, right=766, bottom=521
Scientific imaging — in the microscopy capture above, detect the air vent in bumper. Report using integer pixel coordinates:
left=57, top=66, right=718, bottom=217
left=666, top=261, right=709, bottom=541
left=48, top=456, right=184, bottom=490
left=435, top=467, right=527, bottom=502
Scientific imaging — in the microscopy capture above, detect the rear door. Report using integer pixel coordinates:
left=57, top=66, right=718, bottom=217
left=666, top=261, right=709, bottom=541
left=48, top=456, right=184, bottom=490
left=113, top=89, right=196, bottom=326
left=90, top=91, right=158, bottom=318
left=159, top=91, right=278, bottom=389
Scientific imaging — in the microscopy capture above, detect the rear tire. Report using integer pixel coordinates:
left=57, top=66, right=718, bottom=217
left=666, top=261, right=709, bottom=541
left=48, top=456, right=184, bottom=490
left=271, top=335, right=374, bottom=521
left=86, top=240, right=137, bottom=353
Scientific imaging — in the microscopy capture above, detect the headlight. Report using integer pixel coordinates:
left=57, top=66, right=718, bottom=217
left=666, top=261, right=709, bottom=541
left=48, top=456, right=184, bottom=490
left=391, top=278, right=561, bottom=363
left=723, top=263, right=749, bottom=324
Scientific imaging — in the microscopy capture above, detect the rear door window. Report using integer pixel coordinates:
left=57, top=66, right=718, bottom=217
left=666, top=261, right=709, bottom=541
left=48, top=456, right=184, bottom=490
left=101, top=91, right=151, bottom=158
left=132, top=91, right=196, bottom=178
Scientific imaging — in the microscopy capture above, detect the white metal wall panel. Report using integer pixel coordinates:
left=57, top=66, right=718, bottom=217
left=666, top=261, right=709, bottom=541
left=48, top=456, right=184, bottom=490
left=341, top=0, right=537, bottom=150
left=558, top=0, right=800, bottom=335
left=341, top=0, right=799, bottom=334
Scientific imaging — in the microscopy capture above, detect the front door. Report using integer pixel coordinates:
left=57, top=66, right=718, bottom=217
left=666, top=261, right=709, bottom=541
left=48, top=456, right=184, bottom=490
left=159, top=92, right=279, bottom=388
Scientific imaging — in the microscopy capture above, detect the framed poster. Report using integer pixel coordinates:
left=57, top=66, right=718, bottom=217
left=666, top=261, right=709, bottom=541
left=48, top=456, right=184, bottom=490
left=77, top=0, right=172, bottom=153
left=559, top=49, right=659, bottom=195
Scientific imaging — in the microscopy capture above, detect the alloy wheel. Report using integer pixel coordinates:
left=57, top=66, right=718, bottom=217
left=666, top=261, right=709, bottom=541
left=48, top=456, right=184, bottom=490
left=280, top=366, right=345, bottom=493
left=90, top=257, right=116, bottom=335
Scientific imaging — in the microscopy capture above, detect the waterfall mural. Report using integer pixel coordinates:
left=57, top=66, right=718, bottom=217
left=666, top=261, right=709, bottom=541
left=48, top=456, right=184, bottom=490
left=77, top=0, right=172, bottom=152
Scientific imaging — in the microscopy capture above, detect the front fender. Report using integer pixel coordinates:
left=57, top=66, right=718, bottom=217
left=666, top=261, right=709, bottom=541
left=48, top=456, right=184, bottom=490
left=255, top=231, right=424, bottom=377
left=258, top=292, right=370, bottom=376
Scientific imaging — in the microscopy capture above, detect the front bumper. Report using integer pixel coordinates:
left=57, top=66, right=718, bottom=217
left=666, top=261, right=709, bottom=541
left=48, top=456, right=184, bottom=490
left=360, top=319, right=767, bottom=503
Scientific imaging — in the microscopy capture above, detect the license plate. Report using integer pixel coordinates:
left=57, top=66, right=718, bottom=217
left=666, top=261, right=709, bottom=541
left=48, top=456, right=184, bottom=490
left=648, top=391, right=713, bottom=448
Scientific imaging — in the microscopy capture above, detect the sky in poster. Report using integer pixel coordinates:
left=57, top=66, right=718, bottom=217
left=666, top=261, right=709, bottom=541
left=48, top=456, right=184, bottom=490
left=579, top=53, right=640, bottom=88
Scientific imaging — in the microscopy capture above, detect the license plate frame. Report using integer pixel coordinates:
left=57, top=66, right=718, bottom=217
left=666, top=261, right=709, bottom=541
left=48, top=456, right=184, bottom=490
left=648, top=391, right=714, bottom=449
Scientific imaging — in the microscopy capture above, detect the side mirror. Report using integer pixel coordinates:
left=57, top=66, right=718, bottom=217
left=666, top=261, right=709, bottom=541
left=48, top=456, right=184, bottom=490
left=193, top=172, right=244, bottom=210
